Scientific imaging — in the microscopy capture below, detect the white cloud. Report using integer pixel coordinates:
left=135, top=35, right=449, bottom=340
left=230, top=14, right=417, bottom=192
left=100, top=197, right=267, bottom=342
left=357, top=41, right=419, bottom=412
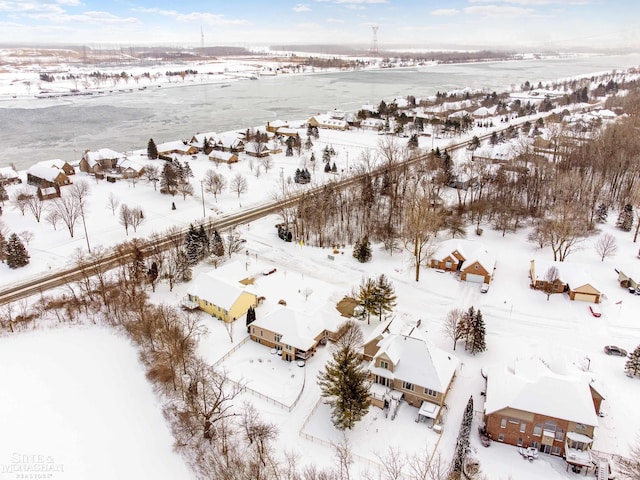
left=431, top=8, right=459, bottom=15
left=130, top=7, right=249, bottom=25
left=27, top=10, right=140, bottom=24
left=464, top=5, right=535, bottom=17
left=56, top=0, right=82, bottom=5
left=293, top=3, right=311, bottom=12
left=0, top=1, right=64, bottom=14
left=468, top=0, right=589, bottom=4
left=335, top=0, right=388, bottom=4
left=326, top=17, right=344, bottom=23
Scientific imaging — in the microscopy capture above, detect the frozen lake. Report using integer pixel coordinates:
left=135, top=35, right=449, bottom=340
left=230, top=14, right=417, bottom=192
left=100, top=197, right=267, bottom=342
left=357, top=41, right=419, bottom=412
left=2, top=53, right=640, bottom=170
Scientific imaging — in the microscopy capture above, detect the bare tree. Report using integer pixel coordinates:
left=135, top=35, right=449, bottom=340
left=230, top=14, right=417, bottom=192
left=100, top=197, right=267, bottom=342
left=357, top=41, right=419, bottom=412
left=144, top=164, right=160, bottom=190
left=178, top=181, right=194, bottom=200
left=107, top=192, right=120, bottom=216
left=45, top=209, right=60, bottom=230
left=19, top=231, right=34, bottom=246
left=119, top=204, right=132, bottom=235
left=260, top=155, right=273, bottom=173
left=543, top=266, right=560, bottom=301
left=53, top=195, right=81, bottom=238
left=70, top=180, right=92, bottom=252
left=203, top=169, right=226, bottom=201
left=230, top=173, right=248, bottom=198
left=241, top=403, right=278, bottom=468
left=443, top=308, right=465, bottom=351
left=18, top=188, right=46, bottom=222
left=11, top=191, right=29, bottom=216
left=619, top=437, right=640, bottom=480
left=224, top=227, right=245, bottom=258
left=130, top=206, right=145, bottom=232
left=595, top=233, right=617, bottom=262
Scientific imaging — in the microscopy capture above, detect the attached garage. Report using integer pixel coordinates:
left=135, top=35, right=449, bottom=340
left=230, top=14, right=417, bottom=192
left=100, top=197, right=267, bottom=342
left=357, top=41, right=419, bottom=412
left=569, top=284, right=601, bottom=304
left=464, top=273, right=486, bottom=283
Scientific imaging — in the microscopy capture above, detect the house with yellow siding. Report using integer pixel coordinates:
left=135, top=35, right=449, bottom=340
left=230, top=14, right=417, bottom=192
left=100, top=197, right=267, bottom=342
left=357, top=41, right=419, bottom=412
left=185, top=271, right=256, bottom=323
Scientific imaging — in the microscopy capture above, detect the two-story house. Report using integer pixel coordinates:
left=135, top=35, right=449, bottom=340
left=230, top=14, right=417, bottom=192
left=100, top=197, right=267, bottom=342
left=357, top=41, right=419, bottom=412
left=184, top=270, right=256, bottom=323
left=484, top=359, right=602, bottom=472
left=429, top=239, right=496, bottom=284
left=248, top=307, right=341, bottom=362
left=367, top=334, right=459, bottom=424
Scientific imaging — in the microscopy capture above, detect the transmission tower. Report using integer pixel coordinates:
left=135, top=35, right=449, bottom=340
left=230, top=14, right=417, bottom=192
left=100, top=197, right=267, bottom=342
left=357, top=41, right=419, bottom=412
left=370, top=26, right=379, bottom=56
left=201, top=25, right=204, bottom=49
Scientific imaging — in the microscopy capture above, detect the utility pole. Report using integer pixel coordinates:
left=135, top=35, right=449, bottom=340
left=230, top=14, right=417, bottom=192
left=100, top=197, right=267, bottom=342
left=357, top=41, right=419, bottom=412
left=200, top=181, right=205, bottom=218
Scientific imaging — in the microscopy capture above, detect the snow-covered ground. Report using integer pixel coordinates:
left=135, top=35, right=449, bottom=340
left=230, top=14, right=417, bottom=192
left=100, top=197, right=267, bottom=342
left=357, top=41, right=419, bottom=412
left=0, top=327, right=193, bottom=480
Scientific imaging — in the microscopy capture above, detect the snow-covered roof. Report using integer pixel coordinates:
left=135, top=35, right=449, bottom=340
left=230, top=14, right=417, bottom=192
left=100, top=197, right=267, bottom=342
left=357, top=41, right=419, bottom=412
left=433, top=239, right=496, bottom=271
left=117, top=158, right=144, bottom=172
left=216, top=132, right=244, bottom=148
left=370, top=334, right=459, bottom=393
left=361, top=118, right=385, bottom=128
left=245, top=141, right=269, bottom=154
left=209, top=151, right=237, bottom=161
left=532, top=259, right=599, bottom=291
left=275, top=127, right=298, bottom=136
left=0, top=167, right=18, bottom=179
left=84, top=148, right=123, bottom=165
left=188, top=271, right=254, bottom=311
left=251, top=307, right=340, bottom=352
left=309, top=114, right=347, bottom=128
left=267, top=120, right=288, bottom=128
left=485, top=358, right=599, bottom=427
left=157, top=141, right=192, bottom=153
left=27, top=163, right=67, bottom=182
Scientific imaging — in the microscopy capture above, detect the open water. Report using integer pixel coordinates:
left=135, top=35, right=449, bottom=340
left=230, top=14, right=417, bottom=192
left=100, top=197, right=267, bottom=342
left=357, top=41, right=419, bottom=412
left=2, top=53, right=640, bottom=170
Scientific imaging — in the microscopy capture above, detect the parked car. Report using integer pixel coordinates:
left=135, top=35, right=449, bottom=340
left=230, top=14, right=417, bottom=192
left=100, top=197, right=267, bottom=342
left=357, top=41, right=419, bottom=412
left=480, top=283, right=490, bottom=293
left=589, top=305, right=602, bottom=317
left=604, top=345, right=628, bottom=357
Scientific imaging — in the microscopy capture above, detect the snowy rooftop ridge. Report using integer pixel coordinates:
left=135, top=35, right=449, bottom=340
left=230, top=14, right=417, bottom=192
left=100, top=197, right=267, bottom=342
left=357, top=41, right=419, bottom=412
left=532, top=258, right=599, bottom=291
left=432, top=238, right=496, bottom=271
left=187, top=270, right=254, bottom=311
left=372, top=334, right=459, bottom=393
left=484, top=358, right=599, bottom=427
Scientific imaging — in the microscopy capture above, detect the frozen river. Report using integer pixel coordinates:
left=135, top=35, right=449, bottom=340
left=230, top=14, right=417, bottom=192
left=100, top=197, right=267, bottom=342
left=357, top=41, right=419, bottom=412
left=2, top=53, right=640, bottom=170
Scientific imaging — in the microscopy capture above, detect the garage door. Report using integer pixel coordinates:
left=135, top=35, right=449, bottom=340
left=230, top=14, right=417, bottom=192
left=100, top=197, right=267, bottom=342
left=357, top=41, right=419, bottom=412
left=465, top=274, right=485, bottom=283
left=573, top=293, right=597, bottom=303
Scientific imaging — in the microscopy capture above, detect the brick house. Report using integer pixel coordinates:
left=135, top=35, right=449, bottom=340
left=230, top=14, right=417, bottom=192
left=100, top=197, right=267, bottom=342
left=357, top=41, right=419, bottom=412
left=367, top=334, right=459, bottom=424
left=80, top=148, right=123, bottom=174
left=26, top=161, right=72, bottom=188
left=484, top=359, right=601, bottom=471
left=248, top=307, right=341, bottom=362
left=530, top=259, right=602, bottom=303
left=429, top=239, right=496, bottom=284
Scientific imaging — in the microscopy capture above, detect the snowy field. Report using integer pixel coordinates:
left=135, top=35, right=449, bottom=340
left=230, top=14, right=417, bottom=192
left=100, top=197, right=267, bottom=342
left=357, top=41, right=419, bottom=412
left=0, top=327, right=193, bottom=480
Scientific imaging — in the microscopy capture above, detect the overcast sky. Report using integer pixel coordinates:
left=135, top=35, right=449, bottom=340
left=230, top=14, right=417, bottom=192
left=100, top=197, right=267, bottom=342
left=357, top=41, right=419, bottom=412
left=1, top=0, right=638, bottom=50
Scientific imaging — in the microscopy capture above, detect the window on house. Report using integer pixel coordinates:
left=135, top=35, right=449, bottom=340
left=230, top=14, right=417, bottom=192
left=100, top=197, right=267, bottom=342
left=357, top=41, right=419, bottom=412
left=533, top=424, right=542, bottom=436
left=500, top=418, right=507, bottom=429
left=251, top=327, right=255, bottom=334
left=575, top=423, right=587, bottom=432
left=445, top=261, right=452, bottom=268
left=531, top=441, right=539, bottom=450
left=260, top=330, right=263, bottom=337
left=274, top=334, right=282, bottom=343
left=424, top=388, right=437, bottom=397
left=551, top=446, right=561, bottom=456
left=509, top=418, right=519, bottom=424
left=520, top=423, right=526, bottom=433
left=543, top=420, right=557, bottom=433
left=555, top=428, right=564, bottom=442
left=474, top=265, right=479, bottom=270
left=498, top=434, right=504, bottom=442
left=517, top=438, right=523, bottom=447
left=402, top=381, right=414, bottom=391
left=380, top=360, right=389, bottom=369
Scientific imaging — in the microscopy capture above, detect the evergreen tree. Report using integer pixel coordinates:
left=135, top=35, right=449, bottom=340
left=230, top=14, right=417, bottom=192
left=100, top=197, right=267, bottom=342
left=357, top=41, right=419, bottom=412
left=595, top=203, right=608, bottom=224
left=331, top=162, right=337, bottom=173
left=4, top=232, right=29, bottom=269
left=304, top=136, right=313, bottom=150
left=246, top=306, right=256, bottom=328
left=352, top=236, right=371, bottom=263
left=470, top=309, right=487, bottom=354
left=324, top=162, right=331, bottom=173
left=617, top=204, right=634, bottom=232
left=372, top=274, right=397, bottom=322
left=184, top=224, right=203, bottom=265
left=322, top=146, right=331, bottom=163
left=0, top=183, right=7, bottom=204
left=452, top=396, right=474, bottom=473
left=625, top=345, right=640, bottom=377
left=210, top=230, right=225, bottom=257
left=0, top=232, right=6, bottom=263
left=160, top=162, right=178, bottom=195
left=463, top=306, right=476, bottom=351
left=285, top=136, right=294, bottom=156
left=407, top=134, right=419, bottom=149
left=147, top=138, right=158, bottom=160
left=317, top=322, right=370, bottom=430
left=357, top=277, right=377, bottom=324
left=310, top=152, right=316, bottom=163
